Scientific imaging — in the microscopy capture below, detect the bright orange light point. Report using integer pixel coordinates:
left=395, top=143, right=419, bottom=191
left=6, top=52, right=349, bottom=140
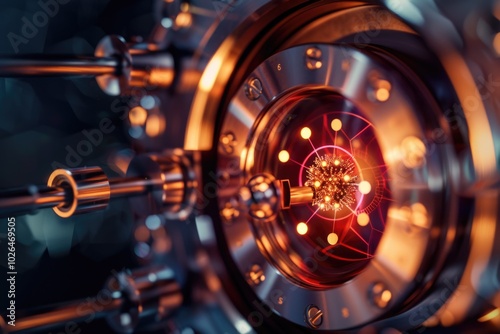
left=300, top=127, right=312, bottom=139
left=331, top=118, right=342, bottom=131
left=375, top=88, right=390, bottom=102
left=297, top=222, right=308, bottom=235
left=357, top=212, right=370, bottom=226
left=327, top=233, right=339, bottom=245
left=278, top=150, right=290, bottom=163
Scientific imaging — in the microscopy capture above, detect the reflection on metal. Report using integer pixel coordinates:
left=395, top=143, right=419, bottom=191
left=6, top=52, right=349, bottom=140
left=305, top=304, right=323, bottom=328
left=0, top=35, right=174, bottom=96
left=8, top=267, right=181, bottom=333
left=478, top=308, right=500, bottom=323
left=370, top=282, right=393, bottom=309
left=0, top=152, right=196, bottom=219
left=219, top=38, right=470, bottom=331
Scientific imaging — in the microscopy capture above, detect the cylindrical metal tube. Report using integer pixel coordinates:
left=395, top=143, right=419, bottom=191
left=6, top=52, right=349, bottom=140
left=279, top=179, right=314, bottom=209
left=47, top=167, right=111, bottom=218
left=4, top=266, right=181, bottom=333
left=7, top=299, right=122, bottom=333
left=290, top=186, right=314, bottom=205
left=105, top=267, right=182, bottom=333
left=0, top=56, right=119, bottom=77
left=0, top=151, right=195, bottom=218
left=129, top=53, right=175, bottom=88
left=0, top=185, right=66, bottom=217
left=109, top=177, right=162, bottom=198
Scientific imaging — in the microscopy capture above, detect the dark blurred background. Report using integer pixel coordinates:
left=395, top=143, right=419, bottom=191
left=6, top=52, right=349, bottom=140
left=0, top=0, right=158, bottom=331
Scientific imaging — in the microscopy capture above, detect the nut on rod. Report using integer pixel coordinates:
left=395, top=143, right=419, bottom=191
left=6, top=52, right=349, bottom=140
left=0, top=35, right=174, bottom=95
left=3, top=267, right=182, bottom=333
left=0, top=152, right=196, bottom=219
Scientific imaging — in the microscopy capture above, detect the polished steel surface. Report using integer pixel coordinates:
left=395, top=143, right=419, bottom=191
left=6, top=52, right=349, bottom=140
left=0, top=56, right=119, bottom=76
left=9, top=299, right=123, bottom=333
left=0, top=185, right=66, bottom=216
left=0, top=153, right=195, bottom=219
left=0, top=35, right=174, bottom=96
left=47, top=167, right=111, bottom=218
left=7, top=266, right=180, bottom=333
left=218, top=41, right=452, bottom=329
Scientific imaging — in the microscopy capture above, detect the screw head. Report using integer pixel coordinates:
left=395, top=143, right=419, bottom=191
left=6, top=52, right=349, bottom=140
left=244, top=77, right=263, bottom=100
left=370, top=282, right=392, bottom=308
left=305, top=47, right=323, bottom=70
left=246, top=264, right=265, bottom=286
left=305, top=304, right=323, bottom=328
left=219, top=131, right=237, bottom=155
left=221, top=197, right=240, bottom=224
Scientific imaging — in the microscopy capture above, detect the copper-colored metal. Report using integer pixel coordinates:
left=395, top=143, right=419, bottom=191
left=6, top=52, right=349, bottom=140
left=0, top=56, right=119, bottom=76
left=129, top=53, right=175, bottom=88
left=47, top=167, right=111, bottom=218
left=126, top=152, right=197, bottom=220
left=279, top=179, right=314, bottom=209
left=109, top=177, right=162, bottom=197
left=0, top=152, right=194, bottom=218
left=9, top=266, right=181, bottom=333
left=290, top=186, right=314, bottom=206
left=10, top=299, right=122, bottom=333
left=0, top=185, right=67, bottom=216
left=0, top=35, right=175, bottom=96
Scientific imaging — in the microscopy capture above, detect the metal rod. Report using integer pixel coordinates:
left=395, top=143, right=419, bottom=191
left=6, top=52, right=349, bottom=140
left=0, top=177, right=163, bottom=217
left=109, top=177, right=163, bottom=198
left=289, top=186, right=314, bottom=206
left=279, top=179, right=314, bottom=209
left=0, top=56, right=119, bottom=77
left=7, top=298, right=122, bottom=333
left=0, top=185, right=67, bottom=217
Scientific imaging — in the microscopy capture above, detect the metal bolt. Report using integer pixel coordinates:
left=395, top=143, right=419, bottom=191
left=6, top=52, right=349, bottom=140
left=305, top=304, right=323, bottom=328
left=305, top=47, right=323, bottom=70
left=219, top=131, right=237, bottom=155
left=246, top=264, right=265, bottom=286
left=221, top=197, right=240, bottom=224
left=244, top=77, right=263, bottom=100
left=370, top=282, right=392, bottom=308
